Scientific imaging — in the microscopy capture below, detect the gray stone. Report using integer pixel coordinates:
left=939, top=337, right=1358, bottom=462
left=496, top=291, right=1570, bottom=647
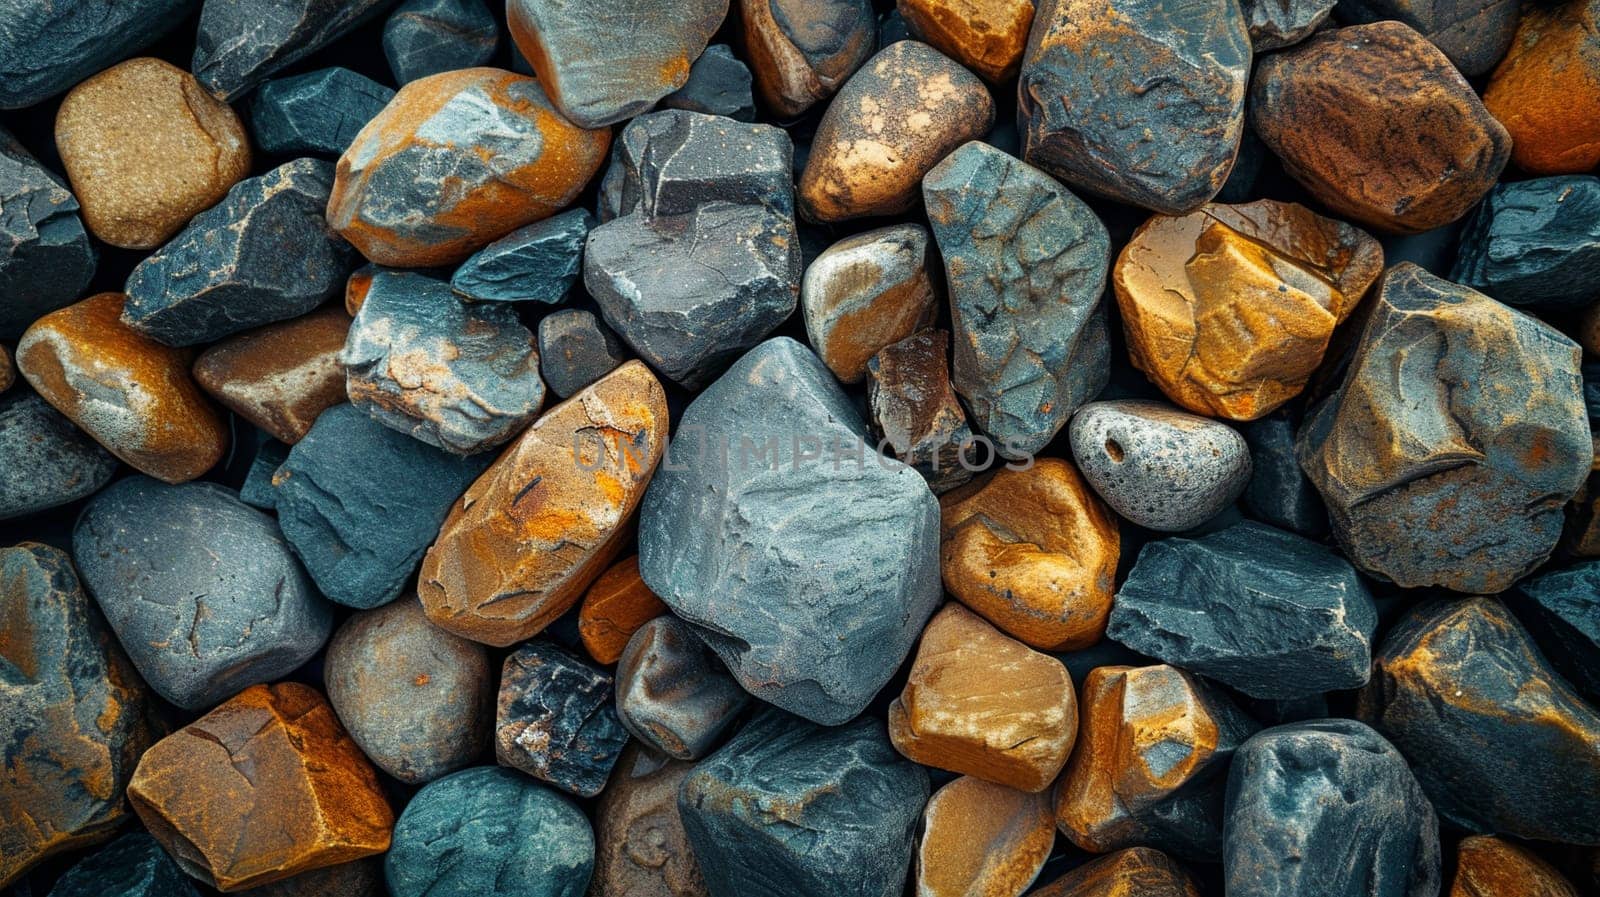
left=238, top=438, right=289, bottom=510
left=71, top=476, right=333, bottom=710
left=383, top=0, right=498, bottom=84
left=450, top=208, right=593, bottom=304
left=122, top=159, right=359, bottom=346
left=1070, top=399, right=1252, bottom=531
left=598, top=109, right=794, bottom=222
left=245, top=859, right=382, bottom=897
left=661, top=44, right=755, bottom=121
left=44, top=833, right=199, bottom=897
left=0, top=393, right=117, bottom=520
left=615, top=615, right=749, bottom=761
left=250, top=68, right=395, bottom=157
left=193, top=0, right=396, bottom=101
left=923, top=141, right=1110, bottom=458
left=1240, top=0, right=1335, bottom=50
left=1511, top=559, right=1600, bottom=702
left=537, top=309, right=629, bottom=400
left=496, top=641, right=630, bottom=798
left=1451, top=176, right=1600, bottom=311
left=0, top=128, right=95, bottom=339
left=637, top=338, right=942, bottom=725
left=0, top=0, right=195, bottom=109
left=1241, top=411, right=1327, bottom=537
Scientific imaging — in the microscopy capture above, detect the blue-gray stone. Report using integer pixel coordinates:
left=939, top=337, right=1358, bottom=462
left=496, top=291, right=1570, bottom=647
left=0, top=0, right=196, bottom=109
left=495, top=641, right=629, bottom=798
left=383, top=0, right=498, bottom=85
left=923, top=141, right=1110, bottom=458
left=537, top=309, right=628, bottom=400
left=250, top=67, right=395, bottom=157
left=0, top=128, right=96, bottom=339
left=238, top=438, right=289, bottom=510
left=661, top=44, right=756, bottom=121
left=1241, top=410, right=1327, bottom=537
left=1224, top=720, right=1440, bottom=897
left=274, top=403, right=492, bottom=609
left=638, top=338, right=942, bottom=725
left=385, top=766, right=594, bottom=897
left=45, top=833, right=199, bottom=897
left=679, top=710, right=930, bottom=897
left=598, top=109, right=794, bottom=221
left=1512, top=559, right=1600, bottom=702
left=1108, top=521, right=1378, bottom=699
left=71, top=476, right=333, bottom=710
left=615, top=614, right=749, bottom=761
left=0, top=392, right=117, bottom=520
left=122, top=159, right=359, bottom=346
left=193, top=0, right=396, bottom=101
left=450, top=208, right=593, bottom=304
left=1240, top=0, right=1334, bottom=51
left=1451, top=176, right=1600, bottom=310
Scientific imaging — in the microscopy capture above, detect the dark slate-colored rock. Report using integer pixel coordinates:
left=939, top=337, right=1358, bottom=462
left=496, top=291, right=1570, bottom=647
left=250, top=67, right=396, bottom=157
left=450, top=208, right=593, bottom=304
left=273, top=403, right=492, bottom=609
left=192, top=0, right=395, bottom=101
left=1511, top=559, right=1600, bottom=702
left=44, top=833, right=199, bottom=897
left=238, top=437, right=290, bottom=510
left=537, top=309, right=629, bottom=400
left=1241, top=411, right=1327, bottom=537
left=0, top=128, right=95, bottom=340
left=638, top=338, right=942, bottom=725
left=71, top=476, right=334, bottom=710
left=0, top=393, right=117, bottom=521
left=0, top=0, right=194, bottom=109
left=122, top=159, right=359, bottom=346
left=661, top=44, right=756, bottom=121
left=1108, top=521, right=1379, bottom=699
left=1334, top=0, right=1518, bottom=77
left=245, top=859, right=382, bottom=897
left=1240, top=0, right=1334, bottom=50
left=496, top=641, right=630, bottom=798
left=598, top=109, right=794, bottom=222
left=1359, top=597, right=1600, bottom=844
left=1224, top=720, right=1441, bottom=897
left=385, top=766, right=595, bottom=897
left=383, top=0, right=498, bottom=84
left=615, top=615, right=750, bottom=761
left=923, top=141, right=1110, bottom=458
left=1451, top=176, right=1600, bottom=311
left=343, top=270, right=545, bottom=455
left=679, top=710, right=930, bottom=897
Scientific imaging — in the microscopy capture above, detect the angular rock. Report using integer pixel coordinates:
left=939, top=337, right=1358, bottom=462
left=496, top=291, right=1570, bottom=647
left=193, top=0, right=393, bottom=100
left=385, top=766, right=593, bottom=897
left=192, top=305, right=352, bottom=445
left=1028, top=848, right=1201, bottom=897
left=1511, top=559, right=1600, bottom=702
left=1251, top=23, right=1511, bottom=234
left=1109, top=522, right=1378, bottom=699
left=638, top=338, right=942, bottom=725
left=1358, top=597, right=1600, bottom=844
left=801, top=224, right=938, bottom=384
left=0, top=394, right=117, bottom=521
left=1296, top=264, right=1591, bottom=592
left=250, top=68, right=395, bottom=157
left=328, top=68, right=611, bottom=267
left=1451, top=176, right=1600, bottom=310
left=240, top=438, right=289, bottom=510
left=593, top=745, right=708, bottom=897
left=451, top=208, right=592, bottom=304
left=325, top=598, right=493, bottom=784
left=274, top=403, right=492, bottom=609
left=1450, top=836, right=1581, bottom=897
left=916, top=777, right=1053, bottom=897
left=420, top=361, right=669, bottom=645
left=661, top=44, right=755, bottom=121
left=616, top=615, right=749, bottom=760
left=538, top=309, right=629, bottom=400
left=245, top=859, right=382, bottom=897
left=599, top=108, right=793, bottom=221
left=72, top=476, right=333, bottom=710
left=44, top=833, right=200, bottom=897
left=507, top=0, right=726, bottom=127
left=128, top=683, right=393, bottom=891
left=867, top=329, right=975, bottom=493
left=680, top=710, right=929, bottom=897
left=342, top=270, right=545, bottom=455
left=739, top=0, right=875, bottom=118
left=1240, top=0, right=1334, bottom=50
left=1069, top=399, right=1251, bottom=532
left=383, top=0, right=498, bottom=85
left=0, top=128, right=95, bottom=340
left=897, top=0, right=1034, bottom=82
left=1335, top=0, right=1517, bottom=76
left=17, top=293, right=227, bottom=483
left=0, top=0, right=195, bottom=109
left=925, top=142, right=1111, bottom=457
left=1241, top=411, right=1327, bottom=537
left=1223, top=720, right=1441, bottom=897
left=578, top=555, right=667, bottom=664
left=496, top=641, right=630, bottom=797
left=1483, top=1, right=1600, bottom=176
left=0, top=544, right=153, bottom=891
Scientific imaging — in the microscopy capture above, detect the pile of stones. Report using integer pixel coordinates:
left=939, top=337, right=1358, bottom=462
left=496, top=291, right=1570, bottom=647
left=3, top=0, right=1600, bottom=896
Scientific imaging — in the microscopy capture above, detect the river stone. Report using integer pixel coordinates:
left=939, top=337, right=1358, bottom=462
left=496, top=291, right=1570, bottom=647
left=1334, top=0, right=1518, bottom=76
left=192, top=305, right=352, bottom=445
left=637, top=338, right=942, bottom=725
left=1241, top=411, right=1327, bottom=537
left=592, top=745, right=707, bottom=897
left=578, top=557, right=668, bottom=664
left=615, top=615, right=750, bottom=760
left=738, top=0, right=876, bottom=118
left=924, top=141, right=1110, bottom=458
left=801, top=224, right=938, bottom=384
left=496, top=641, right=630, bottom=797
left=71, top=476, right=333, bottom=710
left=44, top=833, right=197, bottom=897
left=1451, top=176, right=1600, bottom=311
left=451, top=208, right=593, bottom=304
left=679, top=710, right=930, bottom=897
left=0, top=128, right=96, bottom=340
left=1450, top=836, right=1583, bottom=897
left=383, top=0, right=498, bottom=85
left=1224, top=720, right=1441, bottom=897
left=916, top=776, right=1054, bottom=897
left=661, top=44, right=755, bottom=121
left=1240, top=0, right=1333, bottom=49
left=1510, top=559, right=1600, bottom=702
left=0, top=0, right=195, bottom=109
left=193, top=0, right=394, bottom=100
left=274, top=403, right=492, bottom=609
left=1109, top=521, right=1378, bottom=699
left=538, top=309, right=628, bottom=400
left=250, top=68, right=395, bottom=157
left=385, top=766, right=594, bottom=897
left=0, top=393, right=117, bottom=521
left=867, top=329, right=975, bottom=493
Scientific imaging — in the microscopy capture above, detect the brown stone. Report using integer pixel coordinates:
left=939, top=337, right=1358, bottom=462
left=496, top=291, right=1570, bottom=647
left=1483, top=1, right=1600, bottom=176
left=888, top=603, right=1076, bottom=792
left=915, top=776, right=1054, bottom=897
left=867, top=329, right=974, bottom=493
left=898, top=0, right=1035, bottom=82
left=1026, top=848, right=1201, bottom=897
left=419, top=360, right=670, bottom=646
left=1114, top=200, right=1383, bottom=420
left=740, top=0, right=876, bottom=118
left=192, top=305, right=351, bottom=444
left=126, top=682, right=393, bottom=892
left=592, top=743, right=709, bottom=897
left=0, top=343, right=11, bottom=393
left=16, top=292, right=227, bottom=483
left=1250, top=23, right=1511, bottom=234
left=801, top=223, right=939, bottom=384
left=247, top=858, right=383, bottom=897
left=54, top=57, right=250, bottom=250
left=798, top=40, right=993, bottom=222
left=1450, top=836, right=1580, bottom=897
left=578, top=555, right=668, bottom=664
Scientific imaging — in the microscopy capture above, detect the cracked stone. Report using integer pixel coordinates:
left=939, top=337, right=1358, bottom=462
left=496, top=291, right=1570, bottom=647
left=1483, top=1, right=1600, bottom=176
left=1029, top=848, right=1202, bottom=897
left=496, top=640, right=630, bottom=797
left=661, top=44, right=755, bottom=121
left=383, top=0, right=498, bottom=85
left=538, top=309, right=629, bottom=401
left=897, top=0, right=1035, bottom=82
left=1451, top=175, right=1600, bottom=311
left=1450, top=836, right=1582, bottom=897
left=0, top=0, right=196, bottom=109
left=801, top=223, right=938, bottom=384
left=738, top=0, right=875, bottom=118
left=192, top=305, right=353, bottom=445
left=598, top=109, right=794, bottom=222
left=0, top=393, right=117, bottom=521
left=0, top=127, right=96, bottom=340
left=615, top=615, right=750, bottom=760
left=1334, top=0, right=1517, bottom=76
left=193, top=0, right=393, bottom=100
left=577, top=555, right=668, bottom=664
left=451, top=208, right=593, bottom=304
left=592, top=744, right=708, bottom=897
left=915, top=776, right=1053, bottom=897
left=1239, top=0, right=1333, bottom=50
left=250, top=67, right=395, bottom=157
left=43, top=833, right=200, bottom=897
left=866, top=329, right=975, bottom=493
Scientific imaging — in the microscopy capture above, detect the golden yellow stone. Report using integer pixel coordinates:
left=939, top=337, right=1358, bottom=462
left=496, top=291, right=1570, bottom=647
left=1450, top=835, right=1580, bottom=897
left=916, top=776, right=1054, bottom=897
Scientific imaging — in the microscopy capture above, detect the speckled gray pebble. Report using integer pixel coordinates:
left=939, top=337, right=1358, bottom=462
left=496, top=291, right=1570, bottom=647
left=537, top=309, right=628, bottom=400
left=250, top=67, right=395, bottom=157
left=0, top=127, right=96, bottom=340
left=450, top=208, right=593, bottom=304
left=661, top=44, right=756, bottom=122
left=383, top=0, right=498, bottom=85
left=615, top=615, right=749, bottom=761
left=0, top=392, right=117, bottom=521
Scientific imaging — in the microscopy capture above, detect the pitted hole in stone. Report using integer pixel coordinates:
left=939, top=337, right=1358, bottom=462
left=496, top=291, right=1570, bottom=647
left=1104, top=438, right=1125, bottom=463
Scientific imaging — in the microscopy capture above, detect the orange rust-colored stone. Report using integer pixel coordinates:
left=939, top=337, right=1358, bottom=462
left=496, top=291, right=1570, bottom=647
left=739, top=0, right=876, bottom=118
left=1114, top=200, right=1383, bottom=421
left=916, top=775, right=1054, bottom=897
left=193, top=305, right=352, bottom=444
left=1450, top=836, right=1580, bottom=897
left=419, top=361, right=670, bottom=647
left=888, top=603, right=1076, bottom=792
left=578, top=555, right=668, bottom=664
left=1483, top=1, right=1600, bottom=175
left=345, top=267, right=374, bottom=316
left=1026, top=848, right=1201, bottom=897
left=126, top=682, right=393, bottom=892
left=939, top=459, right=1119, bottom=652
left=898, top=0, right=1035, bottom=82
left=15, top=293, right=227, bottom=483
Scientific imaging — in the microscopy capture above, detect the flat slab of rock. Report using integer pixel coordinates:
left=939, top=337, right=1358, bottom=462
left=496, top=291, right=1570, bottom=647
left=451, top=208, right=593, bottom=304
left=738, top=0, right=875, bottom=118
left=538, top=309, right=629, bottom=400
left=43, top=833, right=201, bottom=897
left=383, top=0, right=498, bottom=85
left=593, top=745, right=708, bottom=897
left=193, top=0, right=393, bottom=100
left=1451, top=176, right=1600, bottom=310
left=250, top=67, right=395, bottom=157
left=801, top=224, right=937, bottom=384
left=496, top=641, right=630, bottom=797
left=0, top=128, right=95, bottom=340
left=192, top=305, right=352, bottom=445
left=0, top=393, right=117, bottom=520
left=0, top=0, right=195, bottom=109
left=1482, top=2, right=1600, bottom=176
left=616, top=615, right=749, bottom=760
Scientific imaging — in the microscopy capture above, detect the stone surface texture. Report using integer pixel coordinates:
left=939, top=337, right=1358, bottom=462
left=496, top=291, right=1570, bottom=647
left=1482, top=0, right=1600, bottom=176
left=0, top=0, right=195, bottom=109
left=1027, top=848, right=1201, bottom=897
left=1241, top=411, right=1326, bottom=536
left=250, top=67, right=395, bottom=157
left=496, top=641, right=630, bottom=797
left=592, top=744, right=707, bottom=897
left=538, top=309, right=629, bottom=400
left=1449, top=836, right=1581, bottom=897
left=577, top=555, right=667, bottom=664
left=450, top=208, right=593, bottom=304
left=867, top=329, right=975, bottom=493
left=1451, top=175, right=1600, bottom=310
left=1240, top=0, right=1333, bottom=50
left=383, top=0, right=498, bottom=85
left=801, top=224, right=938, bottom=384
left=898, top=0, right=1035, bottom=82
left=0, top=393, right=117, bottom=520
left=193, top=0, right=392, bottom=100
left=1511, top=558, right=1600, bottom=701
left=43, top=832, right=201, bottom=897
left=0, top=127, right=96, bottom=340
left=662, top=43, right=755, bottom=121
left=192, top=305, right=352, bottom=445
left=615, top=614, right=749, bottom=760
left=738, top=0, right=875, bottom=118
left=916, top=776, right=1053, bottom=897
left=1335, top=0, right=1518, bottom=76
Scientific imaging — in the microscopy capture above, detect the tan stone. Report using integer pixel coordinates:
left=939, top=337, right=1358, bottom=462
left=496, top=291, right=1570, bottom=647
left=1450, top=835, right=1580, bottom=897
left=592, top=743, right=708, bottom=897
left=802, top=224, right=938, bottom=384
left=916, top=776, right=1054, bottom=897
left=578, top=555, right=668, bottom=664
left=193, top=306, right=351, bottom=444
left=898, top=0, right=1035, bottom=82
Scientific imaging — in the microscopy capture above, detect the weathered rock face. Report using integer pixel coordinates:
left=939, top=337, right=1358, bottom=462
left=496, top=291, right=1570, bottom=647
left=616, top=615, right=749, bottom=760
left=507, top=0, right=727, bottom=127
left=915, top=776, right=1053, bottom=897
left=1028, top=848, right=1202, bottom=897
left=925, top=141, right=1110, bottom=457
left=0, top=543, right=153, bottom=891
left=1511, top=558, right=1600, bottom=702
left=801, top=224, right=938, bottom=384
left=420, top=361, right=669, bottom=646
left=250, top=68, right=395, bottom=157
left=1450, top=836, right=1582, bottom=897
left=897, top=0, right=1034, bottom=82
left=1251, top=23, right=1511, bottom=234
left=680, top=710, right=930, bottom=897
left=1018, top=0, right=1249, bottom=214
left=867, top=329, right=975, bottom=493
left=599, top=109, right=793, bottom=222
left=192, top=305, right=352, bottom=445
left=577, top=556, right=667, bottom=664
left=1114, top=200, right=1383, bottom=420
left=44, top=832, right=201, bottom=897
left=1295, top=264, right=1591, bottom=593
left=593, top=745, right=708, bottom=897
left=1224, top=720, right=1441, bottom=897
left=538, top=309, right=629, bottom=401
left=638, top=338, right=942, bottom=725
left=1335, top=0, right=1518, bottom=76
left=0, top=128, right=96, bottom=340
left=1358, top=597, right=1600, bottom=845
left=0, top=394, right=117, bottom=520
left=451, top=208, right=593, bottom=304
left=192, top=0, right=393, bottom=100
left=1451, top=176, right=1600, bottom=311
left=328, top=68, right=611, bottom=268
left=663, top=43, right=756, bottom=121
left=72, top=476, right=333, bottom=710
left=127, top=683, right=394, bottom=892
left=496, top=641, right=630, bottom=797
left=1483, top=0, right=1600, bottom=176
left=0, top=0, right=195, bottom=109
left=383, top=0, right=498, bottom=85
left=1238, top=0, right=1332, bottom=50
left=738, top=0, right=875, bottom=118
